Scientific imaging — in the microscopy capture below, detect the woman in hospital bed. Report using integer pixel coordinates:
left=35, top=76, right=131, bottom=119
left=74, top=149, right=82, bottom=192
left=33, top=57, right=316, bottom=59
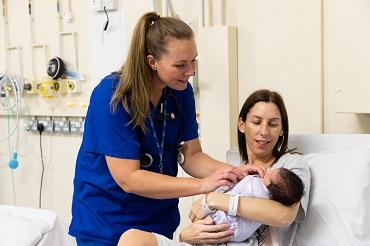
left=119, top=89, right=311, bottom=246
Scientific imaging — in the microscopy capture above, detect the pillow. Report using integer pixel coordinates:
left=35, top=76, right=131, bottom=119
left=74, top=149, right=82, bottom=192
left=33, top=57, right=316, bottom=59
left=0, top=213, right=51, bottom=246
left=294, top=147, right=370, bottom=246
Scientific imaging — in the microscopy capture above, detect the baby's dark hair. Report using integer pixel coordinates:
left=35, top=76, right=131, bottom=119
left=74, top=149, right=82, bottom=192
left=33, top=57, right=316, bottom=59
left=267, top=168, right=304, bottom=206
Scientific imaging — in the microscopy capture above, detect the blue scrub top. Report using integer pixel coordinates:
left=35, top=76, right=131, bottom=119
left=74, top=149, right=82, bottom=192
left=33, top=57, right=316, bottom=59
left=69, top=73, right=198, bottom=245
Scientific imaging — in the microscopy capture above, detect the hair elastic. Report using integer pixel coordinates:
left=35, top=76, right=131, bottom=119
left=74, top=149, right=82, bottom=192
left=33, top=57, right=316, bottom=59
left=151, top=15, right=160, bottom=25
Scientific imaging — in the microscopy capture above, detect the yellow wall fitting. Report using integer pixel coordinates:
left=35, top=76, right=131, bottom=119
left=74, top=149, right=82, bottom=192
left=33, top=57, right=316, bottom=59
left=37, top=78, right=59, bottom=99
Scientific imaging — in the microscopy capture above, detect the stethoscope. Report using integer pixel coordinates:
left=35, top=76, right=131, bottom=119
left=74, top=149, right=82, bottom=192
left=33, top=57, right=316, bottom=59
left=139, top=88, right=184, bottom=172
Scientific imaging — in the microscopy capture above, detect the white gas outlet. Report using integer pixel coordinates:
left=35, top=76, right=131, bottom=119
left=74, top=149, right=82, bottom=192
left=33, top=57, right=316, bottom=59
left=66, top=79, right=82, bottom=93
left=91, top=0, right=101, bottom=11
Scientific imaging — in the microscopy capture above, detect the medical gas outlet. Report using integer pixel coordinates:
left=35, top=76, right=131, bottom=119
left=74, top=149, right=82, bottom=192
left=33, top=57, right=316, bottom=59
left=37, top=79, right=60, bottom=99
left=23, top=79, right=39, bottom=94
left=66, top=79, right=81, bottom=93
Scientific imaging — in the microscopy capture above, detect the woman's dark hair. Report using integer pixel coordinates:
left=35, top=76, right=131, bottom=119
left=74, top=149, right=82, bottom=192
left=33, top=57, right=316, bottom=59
left=238, top=89, right=289, bottom=163
left=267, top=168, right=304, bottom=206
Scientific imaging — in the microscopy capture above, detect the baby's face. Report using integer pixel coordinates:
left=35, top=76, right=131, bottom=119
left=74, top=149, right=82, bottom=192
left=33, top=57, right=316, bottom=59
left=262, top=168, right=281, bottom=187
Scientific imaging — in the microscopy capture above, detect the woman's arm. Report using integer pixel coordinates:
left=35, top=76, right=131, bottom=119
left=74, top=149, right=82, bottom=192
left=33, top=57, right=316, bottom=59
left=206, top=192, right=300, bottom=227
left=106, top=156, right=239, bottom=199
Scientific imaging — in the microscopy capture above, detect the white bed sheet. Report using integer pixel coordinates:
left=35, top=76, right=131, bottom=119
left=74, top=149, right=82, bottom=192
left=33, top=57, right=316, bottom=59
left=0, top=205, right=76, bottom=246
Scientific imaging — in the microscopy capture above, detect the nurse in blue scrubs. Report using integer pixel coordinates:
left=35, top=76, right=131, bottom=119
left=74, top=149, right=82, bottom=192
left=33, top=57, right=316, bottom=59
left=68, top=12, right=263, bottom=246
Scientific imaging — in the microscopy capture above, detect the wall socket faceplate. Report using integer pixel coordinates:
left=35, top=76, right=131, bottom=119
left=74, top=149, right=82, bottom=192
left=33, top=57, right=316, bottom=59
left=37, top=120, right=54, bottom=133
left=91, top=0, right=117, bottom=12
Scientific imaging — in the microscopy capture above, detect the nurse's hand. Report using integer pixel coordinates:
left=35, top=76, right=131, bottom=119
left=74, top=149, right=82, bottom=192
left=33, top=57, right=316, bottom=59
left=199, top=167, right=239, bottom=194
left=237, top=164, right=266, bottom=178
left=179, top=217, right=233, bottom=244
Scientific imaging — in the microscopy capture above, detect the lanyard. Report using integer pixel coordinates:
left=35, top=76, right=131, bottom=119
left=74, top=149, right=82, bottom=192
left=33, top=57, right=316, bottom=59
left=148, top=91, right=167, bottom=174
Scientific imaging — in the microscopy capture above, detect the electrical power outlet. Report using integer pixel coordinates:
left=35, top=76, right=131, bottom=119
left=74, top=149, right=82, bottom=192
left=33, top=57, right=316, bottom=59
left=37, top=120, right=54, bottom=132
left=25, top=119, right=38, bottom=131
left=101, top=0, right=117, bottom=10
left=70, top=120, right=84, bottom=134
left=91, top=0, right=117, bottom=12
left=53, top=120, right=70, bottom=133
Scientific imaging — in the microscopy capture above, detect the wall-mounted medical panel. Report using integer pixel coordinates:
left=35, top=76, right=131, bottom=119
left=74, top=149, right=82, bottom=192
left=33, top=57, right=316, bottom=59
left=198, top=26, right=238, bottom=162
left=0, top=0, right=91, bottom=118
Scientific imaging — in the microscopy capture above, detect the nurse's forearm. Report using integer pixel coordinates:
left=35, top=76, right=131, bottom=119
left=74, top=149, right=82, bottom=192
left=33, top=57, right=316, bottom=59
left=181, top=139, right=231, bottom=178
left=183, top=152, right=230, bottom=178
left=118, top=169, right=206, bottom=199
left=106, top=155, right=226, bottom=199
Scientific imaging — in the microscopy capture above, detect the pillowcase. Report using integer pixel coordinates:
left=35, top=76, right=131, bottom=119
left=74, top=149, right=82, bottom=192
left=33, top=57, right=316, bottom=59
left=294, top=147, right=370, bottom=246
left=0, top=213, right=51, bottom=246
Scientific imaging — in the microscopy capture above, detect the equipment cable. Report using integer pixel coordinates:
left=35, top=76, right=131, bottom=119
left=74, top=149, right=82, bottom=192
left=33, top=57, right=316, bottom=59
left=37, top=123, right=45, bottom=209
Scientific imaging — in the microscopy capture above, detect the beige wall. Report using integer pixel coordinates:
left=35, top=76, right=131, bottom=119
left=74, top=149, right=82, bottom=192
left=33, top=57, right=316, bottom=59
left=226, top=0, right=323, bottom=134
left=0, top=0, right=369, bottom=228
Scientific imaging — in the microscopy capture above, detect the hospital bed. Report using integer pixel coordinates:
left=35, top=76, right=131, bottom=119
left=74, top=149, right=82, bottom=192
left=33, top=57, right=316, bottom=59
left=290, top=134, right=370, bottom=246
left=227, top=133, right=370, bottom=245
left=0, top=205, right=76, bottom=246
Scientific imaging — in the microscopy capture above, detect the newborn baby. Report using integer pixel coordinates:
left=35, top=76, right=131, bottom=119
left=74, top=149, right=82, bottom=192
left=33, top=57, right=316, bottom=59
left=211, top=167, right=304, bottom=242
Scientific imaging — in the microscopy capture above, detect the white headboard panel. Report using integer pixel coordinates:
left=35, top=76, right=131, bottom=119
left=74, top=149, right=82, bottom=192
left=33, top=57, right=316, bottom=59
left=226, top=134, right=370, bottom=165
left=288, top=134, right=370, bottom=154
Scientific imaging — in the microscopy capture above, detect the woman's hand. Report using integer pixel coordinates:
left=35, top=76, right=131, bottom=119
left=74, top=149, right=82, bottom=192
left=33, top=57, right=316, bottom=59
left=198, top=167, right=240, bottom=194
left=179, top=217, right=233, bottom=244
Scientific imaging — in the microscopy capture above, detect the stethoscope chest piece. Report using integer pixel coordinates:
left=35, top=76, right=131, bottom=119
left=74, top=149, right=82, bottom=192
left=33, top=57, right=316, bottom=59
left=176, top=141, right=185, bottom=165
left=140, top=153, right=153, bottom=168
left=177, top=152, right=184, bottom=166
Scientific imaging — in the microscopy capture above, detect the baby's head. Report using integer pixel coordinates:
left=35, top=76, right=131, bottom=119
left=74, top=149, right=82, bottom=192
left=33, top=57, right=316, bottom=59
left=263, top=168, right=304, bottom=206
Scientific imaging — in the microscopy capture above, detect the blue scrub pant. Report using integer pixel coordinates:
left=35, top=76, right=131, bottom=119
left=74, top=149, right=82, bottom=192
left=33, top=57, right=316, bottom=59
left=76, top=238, right=113, bottom=246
